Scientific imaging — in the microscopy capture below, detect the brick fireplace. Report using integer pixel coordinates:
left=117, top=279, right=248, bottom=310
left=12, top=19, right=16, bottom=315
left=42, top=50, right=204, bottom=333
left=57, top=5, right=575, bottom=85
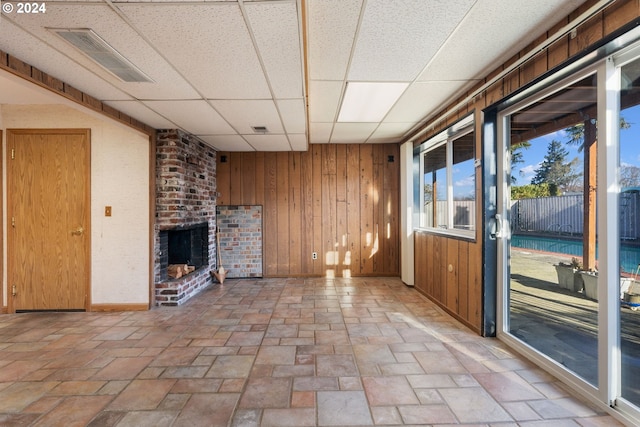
left=154, top=129, right=217, bottom=306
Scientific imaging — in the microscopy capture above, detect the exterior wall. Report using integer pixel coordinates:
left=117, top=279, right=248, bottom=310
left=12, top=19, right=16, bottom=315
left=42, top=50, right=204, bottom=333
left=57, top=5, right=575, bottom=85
left=216, top=144, right=400, bottom=277
left=412, top=0, right=640, bottom=335
left=1, top=104, right=150, bottom=307
left=154, top=129, right=216, bottom=306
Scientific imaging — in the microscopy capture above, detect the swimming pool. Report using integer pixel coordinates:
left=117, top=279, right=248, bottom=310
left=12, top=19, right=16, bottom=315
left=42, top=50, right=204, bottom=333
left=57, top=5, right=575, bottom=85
left=511, top=234, right=640, bottom=274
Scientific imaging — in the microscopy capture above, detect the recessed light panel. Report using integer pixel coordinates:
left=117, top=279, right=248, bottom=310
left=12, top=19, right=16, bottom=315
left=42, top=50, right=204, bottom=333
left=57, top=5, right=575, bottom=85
left=338, top=81, right=408, bottom=122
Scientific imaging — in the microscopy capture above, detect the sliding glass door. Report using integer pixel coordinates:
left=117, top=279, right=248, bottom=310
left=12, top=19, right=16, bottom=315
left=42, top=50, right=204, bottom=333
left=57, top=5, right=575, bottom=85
left=499, top=71, right=600, bottom=386
left=495, top=39, right=640, bottom=423
left=618, top=53, right=640, bottom=410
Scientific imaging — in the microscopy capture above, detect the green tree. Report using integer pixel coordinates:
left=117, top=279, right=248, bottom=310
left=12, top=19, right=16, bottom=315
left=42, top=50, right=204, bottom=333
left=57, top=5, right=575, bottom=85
left=531, top=139, right=582, bottom=195
left=510, top=140, right=531, bottom=184
left=511, top=183, right=551, bottom=200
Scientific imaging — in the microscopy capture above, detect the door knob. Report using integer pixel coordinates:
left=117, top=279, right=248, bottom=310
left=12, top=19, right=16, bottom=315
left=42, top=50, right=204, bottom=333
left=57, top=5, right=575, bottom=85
left=71, top=226, right=84, bottom=236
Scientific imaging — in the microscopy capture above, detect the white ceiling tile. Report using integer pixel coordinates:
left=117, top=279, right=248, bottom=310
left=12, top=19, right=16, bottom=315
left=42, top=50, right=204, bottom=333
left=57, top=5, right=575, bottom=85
left=385, top=81, right=469, bottom=123
left=288, top=134, right=308, bottom=151
left=308, top=80, right=343, bottom=123
left=244, top=134, right=292, bottom=151
left=211, top=100, right=284, bottom=134
left=144, top=100, right=236, bottom=135
left=309, top=122, right=333, bottom=144
left=330, top=123, right=377, bottom=144
left=119, top=3, right=271, bottom=99
left=348, top=0, right=475, bottom=81
left=367, top=122, right=413, bottom=143
left=244, top=1, right=303, bottom=99
left=198, top=135, right=255, bottom=152
left=104, top=100, right=175, bottom=129
left=277, top=99, right=306, bottom=134
left=419, top=0, right=588, bottom=81
left=307, top=0, right=362, bottom=80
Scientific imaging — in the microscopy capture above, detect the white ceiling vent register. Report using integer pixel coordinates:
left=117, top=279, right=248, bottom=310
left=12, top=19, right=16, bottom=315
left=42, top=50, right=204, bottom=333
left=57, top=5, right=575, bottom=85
left=51, top=28, right=154, bottom=83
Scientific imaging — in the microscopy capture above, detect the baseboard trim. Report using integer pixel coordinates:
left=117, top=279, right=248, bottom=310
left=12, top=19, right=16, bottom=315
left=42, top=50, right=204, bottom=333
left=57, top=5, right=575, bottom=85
left=91, top=303, right=149, bottom=312
left=0, top=306, right=7, bottom=314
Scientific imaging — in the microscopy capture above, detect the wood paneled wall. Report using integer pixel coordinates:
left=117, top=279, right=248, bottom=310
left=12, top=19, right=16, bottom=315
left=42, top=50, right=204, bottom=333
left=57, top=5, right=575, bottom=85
left=216, top=144, right=400, bottom=278
left=414, top=232, right=482, bottom=334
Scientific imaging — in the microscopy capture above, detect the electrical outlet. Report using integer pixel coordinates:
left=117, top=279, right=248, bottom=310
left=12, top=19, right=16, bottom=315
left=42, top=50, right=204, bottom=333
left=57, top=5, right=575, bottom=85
left=312, top=252, right=318, bottom=260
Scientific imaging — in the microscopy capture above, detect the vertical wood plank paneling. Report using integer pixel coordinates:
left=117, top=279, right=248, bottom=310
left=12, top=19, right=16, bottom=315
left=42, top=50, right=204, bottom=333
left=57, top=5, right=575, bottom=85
left=569, top=5, right=603, bottom=56
left=289, top=152, right=302, bottom=275
left=458, top=242, right=469, bottom=322
left=604, top=0, right=639, bottom=35
left=432, top=236, right=443, bottom=301
left=425, top=234, right=434, bottom=296
left=346, top=145, right=361, bottom=277
left=548, top=19, right=570, bottom=69
left=229, top=153, right=242, bottom=206
left=264, top=152, right=278, bottom=276
left=372, top=145, right=384, bottom=274
left=322, top=145, right=338, bottom=277
left=359, top=145, right=374, bottom=274
left=468, top=241, right=482, bottom=328
left=219, top=144, right=400, bottom=279
left=384, top=145, right=399, bottom=274
left=414, top=232, right=426, bottom=294
left=504, top=56, right=520, bottom=97
left=446, top=239, right=458, bottom=312
left=300, top=150, right=314, bottom=273
left=216, top=152, right=230, bottom=206
left=335, top=145, right=348, bottom=278
left=413, top=232, right=481, bottom=333
left=276, top=152, right=290, bottom=275
left=242, top=152, right=256, bottom=205
left=255, top=152, right=265, bottom=208
left=312, top=145, right=324, bottom=275
left=520, top=35, right=547, bottom=86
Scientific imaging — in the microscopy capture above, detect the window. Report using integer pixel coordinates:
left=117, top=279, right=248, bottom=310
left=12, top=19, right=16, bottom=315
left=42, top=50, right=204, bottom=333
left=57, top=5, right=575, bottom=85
left=417, top=114, right=476, bottom=237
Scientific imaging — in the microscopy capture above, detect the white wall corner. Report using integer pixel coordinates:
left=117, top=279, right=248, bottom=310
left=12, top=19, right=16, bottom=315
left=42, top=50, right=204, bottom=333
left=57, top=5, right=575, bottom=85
left=400, top=141, right=415, bottom=286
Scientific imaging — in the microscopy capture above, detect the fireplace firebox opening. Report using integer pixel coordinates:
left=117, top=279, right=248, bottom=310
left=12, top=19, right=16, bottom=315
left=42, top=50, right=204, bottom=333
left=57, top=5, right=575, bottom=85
left=160, top=222, right=209, bottom=280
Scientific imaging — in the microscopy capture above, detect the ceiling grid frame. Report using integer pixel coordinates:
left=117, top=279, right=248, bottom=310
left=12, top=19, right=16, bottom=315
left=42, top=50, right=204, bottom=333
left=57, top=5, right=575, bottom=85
left=0, top=0, right=592, bottom=151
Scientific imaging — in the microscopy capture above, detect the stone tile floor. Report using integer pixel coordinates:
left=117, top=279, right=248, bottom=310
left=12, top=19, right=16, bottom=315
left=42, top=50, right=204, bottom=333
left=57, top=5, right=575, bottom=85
left=0, top=277, right=623, bottom=426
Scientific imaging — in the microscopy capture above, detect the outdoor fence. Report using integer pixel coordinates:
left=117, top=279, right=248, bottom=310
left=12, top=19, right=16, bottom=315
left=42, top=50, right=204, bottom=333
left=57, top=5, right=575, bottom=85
left=511, top=192, right=640, bottom=240
left=424, top=200, right=476, bottom=230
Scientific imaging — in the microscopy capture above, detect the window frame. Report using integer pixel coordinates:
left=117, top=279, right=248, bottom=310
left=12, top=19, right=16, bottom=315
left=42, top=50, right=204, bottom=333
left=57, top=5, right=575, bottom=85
left=416, top=114, right=476, bottom=240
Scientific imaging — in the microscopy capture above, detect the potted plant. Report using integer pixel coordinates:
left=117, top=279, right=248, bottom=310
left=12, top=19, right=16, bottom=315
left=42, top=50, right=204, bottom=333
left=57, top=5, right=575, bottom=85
left=579, top=269, right=598, bottom=300
left=554, top=257, right=583, bottom=292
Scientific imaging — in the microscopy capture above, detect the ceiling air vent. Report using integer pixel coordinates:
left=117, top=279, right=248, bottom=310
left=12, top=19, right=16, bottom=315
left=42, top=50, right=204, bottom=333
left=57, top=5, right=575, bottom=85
left=251, top=126, right=268, bottom=134
left=51, top=28, right=153, bottom=83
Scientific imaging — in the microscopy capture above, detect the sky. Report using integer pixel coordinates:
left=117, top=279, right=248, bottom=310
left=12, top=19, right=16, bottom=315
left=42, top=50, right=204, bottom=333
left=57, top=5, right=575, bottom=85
left=513, top=103, right=640, bottom=187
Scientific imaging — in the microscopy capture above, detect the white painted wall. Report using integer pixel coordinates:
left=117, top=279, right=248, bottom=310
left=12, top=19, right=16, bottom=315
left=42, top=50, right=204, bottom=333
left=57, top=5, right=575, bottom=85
left=1, top=104, right=150, bottom=306
left=400, top=141, right=414, bottom=286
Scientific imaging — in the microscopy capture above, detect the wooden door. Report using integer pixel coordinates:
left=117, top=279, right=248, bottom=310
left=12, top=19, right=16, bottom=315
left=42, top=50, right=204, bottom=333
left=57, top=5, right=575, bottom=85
left=7, top=129, right=90, bottom=312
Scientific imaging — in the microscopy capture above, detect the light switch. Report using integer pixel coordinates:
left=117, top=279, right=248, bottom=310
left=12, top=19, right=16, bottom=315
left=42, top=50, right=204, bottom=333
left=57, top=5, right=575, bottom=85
left=105, top=206, right=112, bottom=217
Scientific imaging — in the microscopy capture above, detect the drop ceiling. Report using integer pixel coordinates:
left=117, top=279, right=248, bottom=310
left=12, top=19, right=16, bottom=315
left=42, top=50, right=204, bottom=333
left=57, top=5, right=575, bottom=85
left=0, top=0, right=587, bottom=151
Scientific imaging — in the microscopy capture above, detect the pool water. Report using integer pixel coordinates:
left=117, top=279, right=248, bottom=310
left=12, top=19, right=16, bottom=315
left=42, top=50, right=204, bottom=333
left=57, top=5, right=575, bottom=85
left=511, top=234, right=640, bottom=274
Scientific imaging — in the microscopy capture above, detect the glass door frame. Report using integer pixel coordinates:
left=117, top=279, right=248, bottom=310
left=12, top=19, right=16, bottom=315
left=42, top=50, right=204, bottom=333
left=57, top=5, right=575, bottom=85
left=493, top=47, right=640, bottom=424
left=496, top=64, right=602, bottom=402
